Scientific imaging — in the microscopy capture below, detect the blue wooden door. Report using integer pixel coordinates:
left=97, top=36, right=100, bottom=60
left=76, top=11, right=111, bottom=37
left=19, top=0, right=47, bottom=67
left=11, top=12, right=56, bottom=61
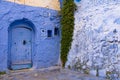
left=10, top=27, right=32, bottom=70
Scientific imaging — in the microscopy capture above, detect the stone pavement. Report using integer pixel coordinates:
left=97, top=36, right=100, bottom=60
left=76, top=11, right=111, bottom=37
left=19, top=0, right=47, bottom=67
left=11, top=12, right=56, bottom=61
left=0, top=67, right=105, bottom=80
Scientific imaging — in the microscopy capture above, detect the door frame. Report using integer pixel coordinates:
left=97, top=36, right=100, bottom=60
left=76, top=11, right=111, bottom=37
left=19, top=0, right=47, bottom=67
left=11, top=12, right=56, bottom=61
left=8, top=18, right=35, bottom=70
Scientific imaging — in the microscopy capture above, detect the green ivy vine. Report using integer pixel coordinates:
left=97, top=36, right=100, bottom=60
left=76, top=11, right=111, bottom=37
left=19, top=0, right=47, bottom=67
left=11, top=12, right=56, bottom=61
left=60, top=0, right=76, bottom=67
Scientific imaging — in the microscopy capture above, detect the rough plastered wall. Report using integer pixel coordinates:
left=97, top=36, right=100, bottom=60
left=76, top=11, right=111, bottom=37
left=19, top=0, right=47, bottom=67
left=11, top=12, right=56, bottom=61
left=6, top=0, right=61, bottom=10
left=0, top=0, right=61, bottom=71
left=66, top=0, right=120, bottom=79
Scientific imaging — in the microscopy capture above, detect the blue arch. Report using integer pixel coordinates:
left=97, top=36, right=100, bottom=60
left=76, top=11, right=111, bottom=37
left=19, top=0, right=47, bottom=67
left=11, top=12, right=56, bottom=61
left=8, top=18, right=36, bottom=32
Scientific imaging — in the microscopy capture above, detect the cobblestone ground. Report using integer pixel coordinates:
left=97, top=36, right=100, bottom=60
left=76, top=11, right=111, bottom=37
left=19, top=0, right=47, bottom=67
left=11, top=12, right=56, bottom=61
left=0, top=68, right=105, bottom=80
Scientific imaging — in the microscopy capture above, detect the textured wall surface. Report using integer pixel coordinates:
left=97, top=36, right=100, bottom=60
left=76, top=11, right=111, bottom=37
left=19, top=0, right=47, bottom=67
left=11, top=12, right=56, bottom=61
left=66, top=0, right=120, bottom=79
left=0, top=1, right=61, bottom=71
left=6, top=0, right=61, bottom=10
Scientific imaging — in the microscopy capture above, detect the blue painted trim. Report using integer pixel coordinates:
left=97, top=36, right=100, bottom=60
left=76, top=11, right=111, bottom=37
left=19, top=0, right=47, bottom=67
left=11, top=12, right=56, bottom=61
left=59, top=0, right=63, bottom=8
left=8, top=18, right=36, bottom=70
left=75, top=0, right=81, bottom=2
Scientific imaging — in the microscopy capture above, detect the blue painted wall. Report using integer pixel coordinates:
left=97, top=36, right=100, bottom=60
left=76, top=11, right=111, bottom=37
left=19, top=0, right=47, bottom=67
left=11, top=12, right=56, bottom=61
left=0, top=1, right=61, bottom=71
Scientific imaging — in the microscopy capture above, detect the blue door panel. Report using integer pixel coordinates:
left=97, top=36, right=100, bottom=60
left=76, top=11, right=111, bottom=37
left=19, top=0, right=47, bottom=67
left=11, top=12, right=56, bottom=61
left=10, top=27, right=32, bottom=70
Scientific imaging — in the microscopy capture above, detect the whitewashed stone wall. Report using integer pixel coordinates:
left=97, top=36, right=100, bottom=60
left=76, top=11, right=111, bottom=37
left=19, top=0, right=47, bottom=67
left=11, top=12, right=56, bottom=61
left=66, top=0, right=120, bottom=79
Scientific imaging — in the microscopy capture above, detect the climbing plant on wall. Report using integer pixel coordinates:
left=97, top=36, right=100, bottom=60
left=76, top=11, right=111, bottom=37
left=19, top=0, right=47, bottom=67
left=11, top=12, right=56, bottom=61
left=61, top=0, right=76, bottom=67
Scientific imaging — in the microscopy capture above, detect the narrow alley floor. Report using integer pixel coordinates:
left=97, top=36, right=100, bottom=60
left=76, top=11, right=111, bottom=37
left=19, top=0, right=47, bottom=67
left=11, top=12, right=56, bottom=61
left=0, top=67, right=105, bottom=80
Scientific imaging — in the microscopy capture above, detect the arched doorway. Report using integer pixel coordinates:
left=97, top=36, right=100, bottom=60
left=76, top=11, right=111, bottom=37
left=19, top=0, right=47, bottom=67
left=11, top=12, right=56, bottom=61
left=8, top=19, right=35, bottom=70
